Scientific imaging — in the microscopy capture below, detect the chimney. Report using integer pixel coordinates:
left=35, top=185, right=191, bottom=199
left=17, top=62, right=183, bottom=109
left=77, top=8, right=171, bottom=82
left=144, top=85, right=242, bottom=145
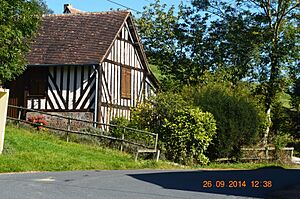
left=63, top=4, right=72, bottom=13
left=63, top=4, right=83, bottom=14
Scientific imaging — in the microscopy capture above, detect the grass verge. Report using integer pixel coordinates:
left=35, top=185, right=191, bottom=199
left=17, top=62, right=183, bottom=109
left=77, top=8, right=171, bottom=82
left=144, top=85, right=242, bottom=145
left=0, top=125, right=181, bottom=172
left=196, top=162, right=300, bottom=170
left=1, top=124, right=298, bottom=173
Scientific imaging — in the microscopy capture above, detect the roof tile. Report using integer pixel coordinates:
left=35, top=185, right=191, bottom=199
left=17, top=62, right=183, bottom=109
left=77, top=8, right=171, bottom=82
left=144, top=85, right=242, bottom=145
left=27, top=11, right=130, bottom=65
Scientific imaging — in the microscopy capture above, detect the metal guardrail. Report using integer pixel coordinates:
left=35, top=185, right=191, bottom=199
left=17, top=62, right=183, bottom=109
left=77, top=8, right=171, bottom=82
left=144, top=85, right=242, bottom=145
left=7, top=105, right=158, bottom=153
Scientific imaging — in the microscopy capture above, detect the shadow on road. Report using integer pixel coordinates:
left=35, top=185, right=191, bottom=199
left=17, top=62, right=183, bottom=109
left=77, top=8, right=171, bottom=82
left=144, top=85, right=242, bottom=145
left=128, top=167, right=300, bottom=198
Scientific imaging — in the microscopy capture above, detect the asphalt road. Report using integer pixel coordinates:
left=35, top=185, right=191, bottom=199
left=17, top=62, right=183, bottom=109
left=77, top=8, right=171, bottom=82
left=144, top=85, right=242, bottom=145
left=0, top=168, right=299, bottom=199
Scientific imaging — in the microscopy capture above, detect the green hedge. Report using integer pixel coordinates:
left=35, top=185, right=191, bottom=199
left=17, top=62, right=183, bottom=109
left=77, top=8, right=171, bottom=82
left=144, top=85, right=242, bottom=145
left=185, top=84, right=264, bottom=160
left=163, top=107, right=216, bottom=165
left=130, top=93, right=217, bottom=165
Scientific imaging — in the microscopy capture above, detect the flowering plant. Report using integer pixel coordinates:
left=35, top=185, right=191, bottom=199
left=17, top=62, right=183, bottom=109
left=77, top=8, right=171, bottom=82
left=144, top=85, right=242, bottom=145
left=28, top=115, right=48, bottom=130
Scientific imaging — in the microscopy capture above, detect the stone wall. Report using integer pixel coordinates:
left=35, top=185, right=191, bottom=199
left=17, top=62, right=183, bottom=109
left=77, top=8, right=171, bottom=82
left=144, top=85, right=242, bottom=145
left=26, top=111, right=94, bottom=131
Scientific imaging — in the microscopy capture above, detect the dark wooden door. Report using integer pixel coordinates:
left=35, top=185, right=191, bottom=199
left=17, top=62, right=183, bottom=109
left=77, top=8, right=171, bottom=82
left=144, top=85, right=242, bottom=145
left=7, top=98, right=18, bottom=118
left=6, top=73, right=26, bottom=118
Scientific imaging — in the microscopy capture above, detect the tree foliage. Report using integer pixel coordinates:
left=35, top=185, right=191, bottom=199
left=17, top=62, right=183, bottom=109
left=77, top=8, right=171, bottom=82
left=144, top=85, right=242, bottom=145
left=183, top=82, right=264, bottom=159
left=137, top=0, right=300, bottom=145
left=192, top=0, right=300, bottom=145
left=290, top=77, right=300, bottom=111
left=136, top=0, right=209, bottom=86
left=130, top=93, right=216, bottom=165
left=162, top=107, right=216, bottom=165
left=0, top=0, right=45, bottom=84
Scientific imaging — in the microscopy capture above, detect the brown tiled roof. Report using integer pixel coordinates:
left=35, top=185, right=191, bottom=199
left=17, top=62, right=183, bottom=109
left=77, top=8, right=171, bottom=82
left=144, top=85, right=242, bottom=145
left=27, top=11, right=130, bottom=65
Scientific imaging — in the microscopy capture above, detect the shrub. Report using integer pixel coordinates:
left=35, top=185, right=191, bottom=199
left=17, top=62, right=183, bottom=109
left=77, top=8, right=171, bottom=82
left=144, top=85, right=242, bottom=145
left=163, top=108, right=216, bottom=165
left=110, top=117, right=154, bottom=150
left=110, top=117, right=130, bottom=138
left=273, top=133, right=293, bottom=150
left=289, top=77, right=300, bottom=112
left=185, top=83, right=264, bottom=160
left=272, top=133, right=294, bottom=162
left=130, top=92, right=190, bottom=139
left=131, top=93, right=217, bottom=165
left=271, top=102, right=292, bottom=135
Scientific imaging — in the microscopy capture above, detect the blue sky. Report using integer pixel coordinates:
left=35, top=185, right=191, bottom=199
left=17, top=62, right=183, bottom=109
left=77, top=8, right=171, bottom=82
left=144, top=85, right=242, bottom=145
left=45, top=0, right=182, bottom=14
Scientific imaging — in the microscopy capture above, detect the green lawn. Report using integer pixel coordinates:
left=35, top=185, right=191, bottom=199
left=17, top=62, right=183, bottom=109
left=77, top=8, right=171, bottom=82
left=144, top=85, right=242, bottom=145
left=1, top=125, right=298, bottom=173
left=0, top=125, right=180, bottom=172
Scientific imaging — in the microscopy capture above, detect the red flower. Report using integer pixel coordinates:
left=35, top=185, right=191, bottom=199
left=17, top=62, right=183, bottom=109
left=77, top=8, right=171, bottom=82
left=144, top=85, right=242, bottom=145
left=27, top=115, right=47, bottom=130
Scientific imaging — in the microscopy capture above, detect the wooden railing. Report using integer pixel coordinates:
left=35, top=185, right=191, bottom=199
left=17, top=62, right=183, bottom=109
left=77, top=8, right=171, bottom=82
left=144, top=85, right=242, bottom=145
left=241, top=147, right=294, bottom=160
left=215, top=147, right=294, bottom=162
left=7, top=105, right=160, bottom=161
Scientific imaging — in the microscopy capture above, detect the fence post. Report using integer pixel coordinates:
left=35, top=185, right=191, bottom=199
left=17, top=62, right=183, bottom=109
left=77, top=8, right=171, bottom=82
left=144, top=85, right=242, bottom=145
left=154, top=134, right=159, bottom=161
left=154, top=134, right=158, bottom=151
left=120, top=128, right=125, bottom=152
left=155, top=150, right=160, bottom=162
left=66, top=118, right=71, bottom=142
left=17, top=108, right=22, bottom=128
left=265, top=147, right=269, bottom=160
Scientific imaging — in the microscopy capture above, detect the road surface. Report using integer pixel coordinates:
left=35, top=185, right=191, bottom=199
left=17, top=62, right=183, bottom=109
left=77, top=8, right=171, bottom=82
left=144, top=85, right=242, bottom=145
left=0, top=168, right=299, bottom=199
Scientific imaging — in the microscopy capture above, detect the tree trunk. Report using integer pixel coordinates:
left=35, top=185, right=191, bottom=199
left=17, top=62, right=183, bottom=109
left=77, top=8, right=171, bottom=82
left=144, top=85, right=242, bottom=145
left=264, top=106, right=271, bottom=147
left=263, top=29, right=279, bottom=147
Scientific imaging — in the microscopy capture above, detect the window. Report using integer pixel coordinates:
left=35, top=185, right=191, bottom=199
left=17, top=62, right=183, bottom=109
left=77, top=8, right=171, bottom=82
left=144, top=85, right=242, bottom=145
left=121, top=67, right=131, bottom=99
left=28, top=68, right=47, bottom=97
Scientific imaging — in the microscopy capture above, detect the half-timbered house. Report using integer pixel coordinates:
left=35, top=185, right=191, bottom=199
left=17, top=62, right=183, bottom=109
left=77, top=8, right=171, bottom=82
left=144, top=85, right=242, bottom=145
left=7, top=8, right=159, bottom=125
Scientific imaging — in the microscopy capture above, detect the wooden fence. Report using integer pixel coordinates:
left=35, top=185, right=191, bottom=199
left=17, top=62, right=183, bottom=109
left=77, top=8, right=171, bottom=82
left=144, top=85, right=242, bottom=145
left=241, top=147, right=294, bottom=161
left=7, top=105, right=160, bottom=161
left=216, top=147, right=294, bottom=162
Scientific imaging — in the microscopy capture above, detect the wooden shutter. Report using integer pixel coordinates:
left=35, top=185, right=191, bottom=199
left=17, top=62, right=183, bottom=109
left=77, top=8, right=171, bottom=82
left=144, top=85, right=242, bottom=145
left=121, top=67, right=131, bottom=99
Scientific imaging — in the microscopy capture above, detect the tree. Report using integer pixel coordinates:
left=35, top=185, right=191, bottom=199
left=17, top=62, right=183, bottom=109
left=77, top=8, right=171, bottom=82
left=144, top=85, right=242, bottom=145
left=137, top=0, right=264, bottom=86
left=136, top=0, right=209, bottom=87
left=138, top=0, right=300, bottom=146
left=39, top=0, right=54, bottom=14
left=0, top=0, right=44, bottom=85
left=192, top=0, right=300, bottom=146
left=290, top=78, right=300, bottom=112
